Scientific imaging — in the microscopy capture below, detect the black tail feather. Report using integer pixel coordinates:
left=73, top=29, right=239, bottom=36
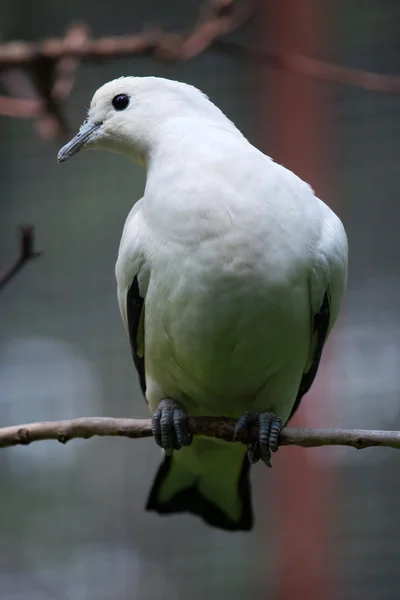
left=146, top=454, right=253, bottom=532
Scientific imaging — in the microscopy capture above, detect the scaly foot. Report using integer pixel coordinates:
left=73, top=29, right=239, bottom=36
left=234, top=411, right=282, bottom=467
left=151, top=399, right=193, bottom=455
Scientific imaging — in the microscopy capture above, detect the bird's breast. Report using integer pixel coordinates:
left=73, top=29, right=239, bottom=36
left=143, top=237, right=311, bottom=417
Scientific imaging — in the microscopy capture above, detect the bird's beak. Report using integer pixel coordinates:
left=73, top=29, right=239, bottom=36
left=57, top=120, right=102, bottom=163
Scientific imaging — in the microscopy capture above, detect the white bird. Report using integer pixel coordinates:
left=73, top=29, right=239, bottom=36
left=57, top=76, right=348, bottom=531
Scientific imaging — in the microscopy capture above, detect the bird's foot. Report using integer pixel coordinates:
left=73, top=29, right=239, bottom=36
left=234, top=411, right=282, bottom=467
left=151, top=399, right=193, bottom=456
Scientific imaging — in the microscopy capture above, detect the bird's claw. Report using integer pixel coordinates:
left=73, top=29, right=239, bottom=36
left=152, top=399, right=192, bottom=455
left=234, top=411, right=282, bottom=467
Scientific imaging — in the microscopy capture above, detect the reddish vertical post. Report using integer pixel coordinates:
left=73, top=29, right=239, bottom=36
left=256, top=1, right=337, bottom=599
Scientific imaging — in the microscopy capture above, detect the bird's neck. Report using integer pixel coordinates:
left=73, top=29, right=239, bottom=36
left=144, top=115, right=242, bottom=174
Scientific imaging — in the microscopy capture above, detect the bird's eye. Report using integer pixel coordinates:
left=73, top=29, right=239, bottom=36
left=112, top=94, right=130, bottom=111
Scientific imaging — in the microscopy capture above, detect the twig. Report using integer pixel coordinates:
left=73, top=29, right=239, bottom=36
left=0, top=416, right=399, bottom=450
left=0, top=226, right=41, bottom=292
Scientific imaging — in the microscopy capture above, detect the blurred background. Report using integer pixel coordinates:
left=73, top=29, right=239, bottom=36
left=0, top=0, right=399, bottom=598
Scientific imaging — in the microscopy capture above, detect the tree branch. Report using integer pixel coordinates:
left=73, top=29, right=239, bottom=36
left=215, top=40, right=400, bottom=95
left=0, top=226, right=42, bottom=292
left=1, top=416, right=399, bottom=450
left=0, top=0, right=256, bottom=138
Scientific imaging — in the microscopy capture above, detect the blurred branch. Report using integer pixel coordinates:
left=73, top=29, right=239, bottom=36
left=1, top=416, right=400, bottom=450
left=0, top=1, right=253, bottom=67
left=215, top=39, right=400, bottom=95
left=0, top=23, right=91, bottom=139
left=0, top=0, right=255, bottom=138
left=0, top=226, right=42, bottom=292
left=1, top=0, right=399, bottom=140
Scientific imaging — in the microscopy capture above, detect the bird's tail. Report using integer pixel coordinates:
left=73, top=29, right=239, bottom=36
left=146, top=438, right=253, bottom=531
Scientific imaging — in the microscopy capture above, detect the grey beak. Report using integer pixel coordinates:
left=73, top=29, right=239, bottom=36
left=57, top=120, right=102, bottom=163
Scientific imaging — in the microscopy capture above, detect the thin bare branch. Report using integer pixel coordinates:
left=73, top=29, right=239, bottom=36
left=0, top=226, right=41, bottom=292
left=1, top=416, right=399, bottom=450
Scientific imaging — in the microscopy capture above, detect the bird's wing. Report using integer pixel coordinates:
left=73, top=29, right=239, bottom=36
left=115, top=200, right=149, bottom=398
left=289, top=203, right=348, bottom=421
left=126, top=276, right=146, bottom=396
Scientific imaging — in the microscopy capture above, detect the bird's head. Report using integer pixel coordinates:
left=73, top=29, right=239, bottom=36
left=57, top=76, right=226, bottom=166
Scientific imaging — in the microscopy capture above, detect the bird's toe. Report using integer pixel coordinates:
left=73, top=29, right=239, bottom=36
left=234, top=410, right=282, bottom=467
left=151, top=399, right=192, bottom=455
left=234, top=412, right=261, bottom=464
left=259, top=412, right=282, bottom=467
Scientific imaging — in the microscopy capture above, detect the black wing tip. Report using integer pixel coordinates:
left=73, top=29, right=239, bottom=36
left=127, top=276, right=147, bottom=397
left=289, top=291, right=331, bottom=421
left=146, top=455, right=254, bottom=532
